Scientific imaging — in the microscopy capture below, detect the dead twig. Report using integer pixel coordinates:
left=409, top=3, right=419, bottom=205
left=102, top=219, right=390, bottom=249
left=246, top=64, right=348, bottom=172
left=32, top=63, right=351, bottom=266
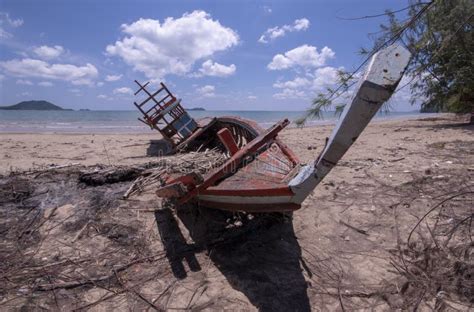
left=407, top=192, right=473, bottom=245
left=114, top=269, right=163, bottom=311
left=339, top=220, right=369, bottom=236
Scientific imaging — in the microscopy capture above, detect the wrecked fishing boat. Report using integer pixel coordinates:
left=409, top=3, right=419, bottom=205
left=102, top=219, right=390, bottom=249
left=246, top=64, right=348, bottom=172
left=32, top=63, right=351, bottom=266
left=132, top=44, right=411, bottom=213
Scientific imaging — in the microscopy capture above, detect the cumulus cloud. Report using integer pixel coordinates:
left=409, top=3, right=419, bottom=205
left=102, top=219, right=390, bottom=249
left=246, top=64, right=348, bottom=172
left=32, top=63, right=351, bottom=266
left=309, top=66, right=340, bottom=91
left=247, top=95, right=257, bottom=100
left=273, top=66, right=340, bottom=100
left=0, top=12, right=23, bottom=38
left=273, top=77, right=311, bottom=89
left=258, top=18, right=310, bottom=43
left=197, top=85, right=215, bottom=97
left=0, top=58, right=98, bottom=86
left=106, top=11, right=239, bottom=79
left=268, top=45, right=335, bottom=70
left=197, top=60, right=236, bottom=77
left=38, top=81, right=53, bottom=87
left=113, top=87, right=133, bottom=95
left=16, top=79, right=33, bottom=85
left=105, top=74, right=122, bottom=82
left=33, top=45, right=64, bottom=60
left=0, top=12, right=23, bottom=27
left=273, top=88, right=307, bottom=100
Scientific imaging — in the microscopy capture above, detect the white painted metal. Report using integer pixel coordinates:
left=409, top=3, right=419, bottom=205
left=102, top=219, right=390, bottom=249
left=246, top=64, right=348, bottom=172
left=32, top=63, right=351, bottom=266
left=289, top=44, right=411, bottom=204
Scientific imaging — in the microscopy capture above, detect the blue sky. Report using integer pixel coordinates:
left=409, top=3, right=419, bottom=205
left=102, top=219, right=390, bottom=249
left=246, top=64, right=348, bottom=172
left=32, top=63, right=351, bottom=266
left=0, top=0, right=417, bottom=111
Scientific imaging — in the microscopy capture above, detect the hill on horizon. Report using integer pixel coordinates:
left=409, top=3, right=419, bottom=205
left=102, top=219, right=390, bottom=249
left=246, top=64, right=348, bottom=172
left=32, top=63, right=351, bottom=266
left=0, top=100, right=71, bottom=111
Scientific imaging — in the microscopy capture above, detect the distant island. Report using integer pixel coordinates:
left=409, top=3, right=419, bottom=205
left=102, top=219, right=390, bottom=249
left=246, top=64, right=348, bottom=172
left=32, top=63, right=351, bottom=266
left=187, top=107, right=205, bottom=111
left=0, top=100, right=72, bottom=111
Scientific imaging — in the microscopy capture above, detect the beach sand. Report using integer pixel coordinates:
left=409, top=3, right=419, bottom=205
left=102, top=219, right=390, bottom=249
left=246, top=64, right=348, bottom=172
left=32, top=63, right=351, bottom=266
left=1, top=115, right=471, bottom=174
left=1, top=114, right=473, bottom=310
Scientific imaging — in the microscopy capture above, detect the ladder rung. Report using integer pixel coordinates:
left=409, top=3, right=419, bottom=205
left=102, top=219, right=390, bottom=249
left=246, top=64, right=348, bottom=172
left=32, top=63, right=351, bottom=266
left=134, top=81, right=150, bottom=95
left=137, top=87, right=165, bottom=107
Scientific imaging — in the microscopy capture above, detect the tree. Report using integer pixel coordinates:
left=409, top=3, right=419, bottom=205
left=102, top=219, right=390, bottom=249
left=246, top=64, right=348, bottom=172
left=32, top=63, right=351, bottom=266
left=298, top=0, right=474, bottom=125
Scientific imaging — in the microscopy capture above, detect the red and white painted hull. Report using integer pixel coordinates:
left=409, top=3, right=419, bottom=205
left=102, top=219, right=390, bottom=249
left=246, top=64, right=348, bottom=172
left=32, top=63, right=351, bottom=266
left=153, top=44, right=411, bottom=214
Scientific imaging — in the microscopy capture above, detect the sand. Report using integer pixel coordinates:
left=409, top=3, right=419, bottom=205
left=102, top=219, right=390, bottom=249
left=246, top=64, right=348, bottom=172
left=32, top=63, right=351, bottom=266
left=1, top=114, right=473, bottom=310
left=0, top=115, right=471, bottom=175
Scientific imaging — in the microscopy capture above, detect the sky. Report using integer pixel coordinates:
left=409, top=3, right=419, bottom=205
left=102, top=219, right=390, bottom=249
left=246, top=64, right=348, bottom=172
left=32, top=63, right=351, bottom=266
left=0, top=0, right=418, bottom=111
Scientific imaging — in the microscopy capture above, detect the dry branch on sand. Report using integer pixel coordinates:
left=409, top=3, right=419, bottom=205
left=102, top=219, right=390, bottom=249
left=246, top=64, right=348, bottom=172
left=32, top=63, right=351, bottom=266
left=0, top=129, right=472, bottom=311
left=121, top=149, right=226, bottom=198
left=389, top=192, right=474, bottom=310
left=77, top=149, right=225, bottom=190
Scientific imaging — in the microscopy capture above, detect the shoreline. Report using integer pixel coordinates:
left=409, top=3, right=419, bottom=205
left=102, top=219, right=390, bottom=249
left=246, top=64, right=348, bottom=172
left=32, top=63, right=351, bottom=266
left=0, top=112, right=445, bottom=135
left=0, top=114, right=471, bottom=174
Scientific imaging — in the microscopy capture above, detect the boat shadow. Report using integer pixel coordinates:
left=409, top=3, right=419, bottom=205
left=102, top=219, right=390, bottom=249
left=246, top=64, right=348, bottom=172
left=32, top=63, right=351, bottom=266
left=154, top=206, right=311, bottom=311
left=146, top=139, right=173, bottom=157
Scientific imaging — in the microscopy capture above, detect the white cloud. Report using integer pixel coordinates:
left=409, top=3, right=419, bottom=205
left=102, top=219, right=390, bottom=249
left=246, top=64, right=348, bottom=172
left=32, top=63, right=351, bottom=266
left=16, top=79, right=33, bottom=85
left=33, top=45, right=64, bottom=60
left=197, top=60, right=236, bottom=77
left=69, top=88, right=81, bottom=93
left=272, top=66, right=340, bottom=100
left=97, top=81, right=104, bottom=87
left=247, top=95, right=257, bottom=100
left=0, top=12, right=23, bottom=38
left=98, top=94, right=114, bottom=101
left=258, top=18, right=310, bottom=43
left=273, top=77, right=311, bottom=89
left=0, top=58, right=98, bottom=85
left=0, top=12, right=23, bottom=27
left=263, top=6, right=272, bottom=14
left=197, top=85, right=215, bottom=97
left=38, top=81, right=53, bottom=87
left=97, top=94, right=112, bottom=100
left=113, top=87, right=133, bottom=95
left=105, top=74, right=122, bottom=82
left=0, top=28, right=11, bottom=38
left=309, top=66, right=340, bottom=91
left=273, top=88, right=307, bottom=100
left=106, top=11, right=239, bottom=79
left=268, top=45, right=334, bottom=70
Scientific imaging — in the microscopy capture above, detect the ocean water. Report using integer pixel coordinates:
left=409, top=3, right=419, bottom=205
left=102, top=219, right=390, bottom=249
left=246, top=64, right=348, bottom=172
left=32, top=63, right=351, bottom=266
left=0, top=110, right=429, bottom=133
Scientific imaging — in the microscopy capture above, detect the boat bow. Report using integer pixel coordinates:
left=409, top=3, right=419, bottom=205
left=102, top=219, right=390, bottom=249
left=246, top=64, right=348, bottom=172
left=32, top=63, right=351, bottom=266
left=289, top=44, right=411, bottom=205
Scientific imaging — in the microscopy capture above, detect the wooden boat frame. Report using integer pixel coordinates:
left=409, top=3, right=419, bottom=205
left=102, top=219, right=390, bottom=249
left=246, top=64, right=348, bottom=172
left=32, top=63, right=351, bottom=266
left=133, top=44, right=411, bottom=213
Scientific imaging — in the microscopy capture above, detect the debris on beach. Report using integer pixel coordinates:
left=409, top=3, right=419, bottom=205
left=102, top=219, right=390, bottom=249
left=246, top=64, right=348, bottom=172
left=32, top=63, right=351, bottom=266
left=1, top=139, right=472, bottom=310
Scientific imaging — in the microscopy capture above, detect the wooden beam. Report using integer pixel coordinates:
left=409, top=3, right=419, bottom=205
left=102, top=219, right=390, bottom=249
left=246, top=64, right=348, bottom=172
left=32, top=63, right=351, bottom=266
left=177, top=119, right=290, bottom=204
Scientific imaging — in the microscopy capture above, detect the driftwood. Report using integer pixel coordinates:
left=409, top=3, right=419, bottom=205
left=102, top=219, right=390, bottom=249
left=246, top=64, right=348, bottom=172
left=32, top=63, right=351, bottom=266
left=77, top=150, right=225, bottom=193
left=34, top=253, right=166, bottom=291
left=79, top=167, right=142, bottom=186
left=339, top=220, right=369, bottom=236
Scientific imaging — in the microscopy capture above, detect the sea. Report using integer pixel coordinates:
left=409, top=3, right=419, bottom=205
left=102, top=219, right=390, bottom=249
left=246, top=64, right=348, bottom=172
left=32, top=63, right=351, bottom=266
left=0, top=110, right=432, bottom=133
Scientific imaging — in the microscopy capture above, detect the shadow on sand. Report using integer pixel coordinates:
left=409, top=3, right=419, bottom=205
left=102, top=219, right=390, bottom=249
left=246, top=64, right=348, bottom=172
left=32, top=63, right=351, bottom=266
left=154, top=206, right=311, bottom=311
left=146, top=139, right=173, bottom=157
